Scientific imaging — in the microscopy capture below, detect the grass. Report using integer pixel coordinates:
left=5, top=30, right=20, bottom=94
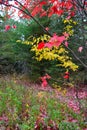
left=0, top=76, right=86, bottom=130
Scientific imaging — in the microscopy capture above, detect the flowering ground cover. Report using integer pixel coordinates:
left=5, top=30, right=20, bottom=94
left=0, top=75, right=87, bottom=130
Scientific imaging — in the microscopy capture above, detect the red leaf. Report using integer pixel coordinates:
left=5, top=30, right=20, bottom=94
left=57, top=9, right=64, bottom=16
left=14, top=1, right=18, bottom=5
left=70, top=11, right=75, bottom=17
left=37, top=42, right=45, bottom=49
left=65, top=72, right=69, bottom=75
left=65, top=2, right=73, bottom=10
left=64, top=41, right=68, bottom=47
left=52, top=5, right=58, bottom=13
left=78, top=46, right=83, bottom=52
left=40, top=1, right=47, bottom=5
left=31, top=5, right=42, bottom=16
left=64, top=75, right=69, bottom=79
left=12, top=25, right=17, bottom=29
left=49, top=34, right=65, bottom=47
left=45, top=27, right=49, bottom=31
left=41, top=80, right=48, bottom=87
left=45, top=73, right=51, bottom=79
left=40, top=10, right=47, bottom=17
left=45, top=42, right=52, bottom=49
left=5, top=25, right=11, bottom=31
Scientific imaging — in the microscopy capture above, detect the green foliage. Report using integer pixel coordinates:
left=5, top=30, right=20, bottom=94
left=0, top=18, right=32, bottom=74
left=0, top=17, right=66, bottom=82
left=49, top=15, right=65, bottom=35
left=0, top=14, right=84, bottom=83
left=26, top=16, right=50, bottom=37
left=59, top=122, right=79, bottom=130
left=0, top=17, right=51, bottom=78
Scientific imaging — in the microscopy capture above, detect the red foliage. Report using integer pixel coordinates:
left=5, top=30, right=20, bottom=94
left=0, top=0, right=76, bottom=19
left=40, top=74, right=51, bottom=88
left=45, top=34, right=65, bottom=48
left=37, top=42, right=45, bottom=49
left=63, top=72, right=69, bottom=79
left=12, top=25, right=17, bottom=29
left=65, top=72, right=69, bottom=75
left=5, top=25, right=11, bottom=31
left=64, top=75, right=69, bottom=79
left=35, top=106, right=59, bottom=130
left=1, top=0, right=87, bottom=20
left=0, top=115, right=8, bottom=122
left=5, top=25, right=17, bottom=31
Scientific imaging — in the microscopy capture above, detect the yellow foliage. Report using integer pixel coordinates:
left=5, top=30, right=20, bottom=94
left=63, top=19, right=77, bottom=25
left=63, top=18, right=77, bottom=36
left=18, top=34, right=78, bottom=71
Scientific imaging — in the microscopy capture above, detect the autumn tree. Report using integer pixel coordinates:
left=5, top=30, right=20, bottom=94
left=0, top=0, right=87, bottom=83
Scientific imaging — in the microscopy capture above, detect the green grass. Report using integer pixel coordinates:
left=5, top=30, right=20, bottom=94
left=0, top=77, right=86, bottom=130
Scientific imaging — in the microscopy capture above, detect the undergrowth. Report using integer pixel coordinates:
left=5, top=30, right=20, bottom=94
left=0, top=77, right=86, bottom=130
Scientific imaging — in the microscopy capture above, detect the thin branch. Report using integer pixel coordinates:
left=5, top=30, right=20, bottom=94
left=0, top=1, right=52, bottom=36
left=15, top=0, right=52, bottom=36
left=63, top=43, right=87, bottom=68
